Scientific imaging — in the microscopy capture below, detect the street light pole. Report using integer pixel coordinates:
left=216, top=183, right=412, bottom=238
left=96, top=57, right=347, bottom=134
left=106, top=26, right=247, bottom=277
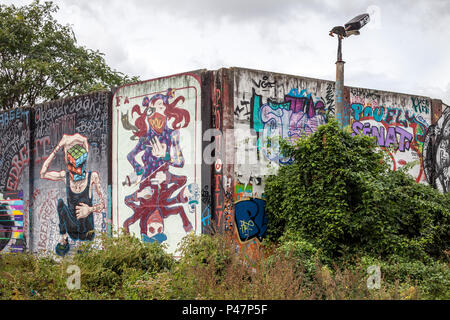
left=335, top=36, right=345, bottom=126
left=329, top=13, right=370, bottom=128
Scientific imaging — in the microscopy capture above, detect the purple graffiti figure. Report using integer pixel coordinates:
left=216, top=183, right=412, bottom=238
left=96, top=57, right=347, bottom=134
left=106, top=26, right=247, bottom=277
left=123, top=89, right=199, bottom=243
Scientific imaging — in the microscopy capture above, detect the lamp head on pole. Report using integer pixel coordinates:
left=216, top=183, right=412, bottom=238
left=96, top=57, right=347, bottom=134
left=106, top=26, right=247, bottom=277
left=329, top=13, right=370, bottom=38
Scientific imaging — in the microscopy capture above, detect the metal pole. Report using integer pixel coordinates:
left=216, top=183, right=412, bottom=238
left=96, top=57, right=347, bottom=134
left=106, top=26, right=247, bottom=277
left=335, top=36, right=345, bottom=127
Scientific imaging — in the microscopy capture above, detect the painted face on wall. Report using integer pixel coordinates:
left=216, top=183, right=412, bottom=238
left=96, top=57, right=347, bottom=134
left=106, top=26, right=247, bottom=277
left=147, top=99, right=167, bottom=135
left=154, top=99, right=166, bottom=115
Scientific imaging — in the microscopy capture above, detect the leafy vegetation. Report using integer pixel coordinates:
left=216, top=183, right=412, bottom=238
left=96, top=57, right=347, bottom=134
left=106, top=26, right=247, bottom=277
left=264, top=119, right=450, bottom=263
left=0, top=0, right=138, bottom=110
left=3, top=232, right=447, bottom=300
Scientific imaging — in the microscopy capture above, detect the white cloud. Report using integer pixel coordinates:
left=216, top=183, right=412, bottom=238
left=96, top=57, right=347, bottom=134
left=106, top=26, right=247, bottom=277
left=2, top=0, right=449, bottom=103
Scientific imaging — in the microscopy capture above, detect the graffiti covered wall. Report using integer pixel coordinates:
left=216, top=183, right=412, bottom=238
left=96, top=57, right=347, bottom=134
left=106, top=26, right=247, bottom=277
left=226, top=67, right=441, bottom=259
left=348, top=87, right=431, bottom=183
left=423, top=103, right=450, bottom=192
left=0, top=190, right=25, bottom=253
left=112, top=73, right=203, bottom=254
left=232, top=68, right=334, bottom=197
left=0, top=107, right=31, bottom=251
left=30, top=92, right=111, bottom=255
left=0, top=67, right=446, bottom=258
left=229, top=68, right=336, bottom=260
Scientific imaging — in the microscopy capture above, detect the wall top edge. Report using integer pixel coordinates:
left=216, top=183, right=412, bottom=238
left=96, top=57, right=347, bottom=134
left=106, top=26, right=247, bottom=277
left=3, top=90, right=112, bottom=111
left=3, top=67, right=444, bottom=111
left=227, top=66, right=435, bottom=101
left=111, top=69, right=206, bottom=97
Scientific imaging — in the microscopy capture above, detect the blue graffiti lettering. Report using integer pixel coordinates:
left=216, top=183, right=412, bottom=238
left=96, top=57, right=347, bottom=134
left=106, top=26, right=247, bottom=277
left=234, top=198, right=267, bottom=242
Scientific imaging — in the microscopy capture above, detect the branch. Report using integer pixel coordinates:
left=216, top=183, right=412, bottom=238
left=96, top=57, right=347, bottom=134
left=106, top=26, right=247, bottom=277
left=53, top=80, right=78, bottom=100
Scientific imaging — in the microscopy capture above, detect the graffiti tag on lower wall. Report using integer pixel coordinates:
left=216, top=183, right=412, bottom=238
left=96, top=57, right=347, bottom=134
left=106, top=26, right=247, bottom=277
left=234, top=198, right=267, bottom=243
left=0, top=190, right=25, bottom=253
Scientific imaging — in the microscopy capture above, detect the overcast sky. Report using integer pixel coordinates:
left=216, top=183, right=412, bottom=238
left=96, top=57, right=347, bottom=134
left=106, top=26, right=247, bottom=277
left=4, top=0, right=450, bottom=104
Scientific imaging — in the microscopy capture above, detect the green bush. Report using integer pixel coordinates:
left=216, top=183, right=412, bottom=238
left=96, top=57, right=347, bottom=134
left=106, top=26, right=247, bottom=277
left=1, top=233, right=447, bottom=300
left=0, top=253, right=70, bottom=299
left=72, top=232, right=174, bottom=293
left=167, top=233, right=235, bottom=299
left=0, top=232, right=175, bottom=300
left=359, top=255, right=450, bottom=300
left=264, top=119, right=450, bottom=262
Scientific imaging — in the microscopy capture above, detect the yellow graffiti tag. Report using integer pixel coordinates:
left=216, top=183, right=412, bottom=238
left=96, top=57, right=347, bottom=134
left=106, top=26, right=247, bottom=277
left=239, top=220, right=255, bottom=237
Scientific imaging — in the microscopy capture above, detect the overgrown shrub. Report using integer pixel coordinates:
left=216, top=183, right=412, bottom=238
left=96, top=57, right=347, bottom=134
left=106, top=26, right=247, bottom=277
left=358, top=255, right=450, bottom=300
left=136, top=233, right=406, bottom=300
left=0, top=253, right=70, bottom=299
left=0, top=233, right=445, bottom=300
left=0, top=232, right=174, bottom=300
left=72, top=232, right=174, bottom=293
left=264, top=119, right=450, bottom=262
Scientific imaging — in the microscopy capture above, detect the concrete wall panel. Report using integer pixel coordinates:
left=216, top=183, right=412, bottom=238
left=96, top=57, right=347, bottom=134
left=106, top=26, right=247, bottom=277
left=348, top=87, right=431, bottom=183
left=228, top=67, right=435, bottom=257
left=230, top=68, right=336, bottom=260
left=0, top=107, right=31, bottom=252
left=30, top=92, right=111, bottom=255
left=232, top=68, right=334, bottom=197
left=112, top=73, right=203, bottom=254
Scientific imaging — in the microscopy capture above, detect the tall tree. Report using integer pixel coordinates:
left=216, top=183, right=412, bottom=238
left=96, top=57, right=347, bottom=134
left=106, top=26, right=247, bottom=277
left=0, top=0, right=138, bottom=110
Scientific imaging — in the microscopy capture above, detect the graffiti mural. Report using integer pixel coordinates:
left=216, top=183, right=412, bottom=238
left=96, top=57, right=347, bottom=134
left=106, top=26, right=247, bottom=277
left=112, top=74, right=202, bottom=254
left=0, top=67, right=443, bottom=259
left=233, top=71, right=332, bottom=179
left=0, top=108, right=31, bottom=250
left=349, top=93, right=431, bottom=182
left=40, top=133, right=105, bottom=256
left=423, top=106, right=450, bottom=192
left=231, top=70, right=334, bottom=262
left=31, top=92, right=111, bottom=255
left=0, top=190, right=25, bottom=253
left=251, top=87, right=328, bottom=165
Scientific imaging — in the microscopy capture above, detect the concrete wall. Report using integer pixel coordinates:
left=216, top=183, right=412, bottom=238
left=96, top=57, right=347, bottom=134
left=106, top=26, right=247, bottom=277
left=347, top=86, right=431, bottom=183
left=423, top=102, right=450, bottom=192
left=221, top=67, right=441, bottom=258
left=0, top=92, right=111, bottom=255
left=227, top=68, right=335, bottom=259
left=232, top=68, right=334, bottom=198
left=0, top=108, right=31, bottom=253
left=111, top=72, right=204, bottom=255
left=230, top=67, right=434, bottom=192
left=30, top=91, right=112, bottom=254
left=0, top=67, right=447, bottom=257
